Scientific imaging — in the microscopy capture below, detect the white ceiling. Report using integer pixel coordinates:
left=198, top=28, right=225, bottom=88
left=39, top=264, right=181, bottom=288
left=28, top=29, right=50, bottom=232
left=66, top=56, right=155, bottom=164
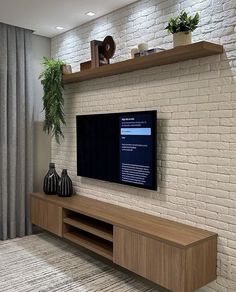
left=0, top=0, right=137, bottom=38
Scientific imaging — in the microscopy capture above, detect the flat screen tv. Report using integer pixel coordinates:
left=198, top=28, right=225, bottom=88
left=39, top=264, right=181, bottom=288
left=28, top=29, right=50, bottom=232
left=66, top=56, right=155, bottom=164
left=76, top=110, right=157, bottom=190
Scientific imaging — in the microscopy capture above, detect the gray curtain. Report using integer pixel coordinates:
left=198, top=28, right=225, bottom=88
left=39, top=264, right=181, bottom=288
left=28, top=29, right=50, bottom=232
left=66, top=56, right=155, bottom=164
left=0, top=23, right=34, bottom=240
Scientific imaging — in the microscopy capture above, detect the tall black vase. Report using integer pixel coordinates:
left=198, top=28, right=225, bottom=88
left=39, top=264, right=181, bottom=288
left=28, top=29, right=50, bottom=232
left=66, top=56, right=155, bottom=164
left=58, top=169, right=73, bottom=197
left=43, top=163, right=60, bottom=195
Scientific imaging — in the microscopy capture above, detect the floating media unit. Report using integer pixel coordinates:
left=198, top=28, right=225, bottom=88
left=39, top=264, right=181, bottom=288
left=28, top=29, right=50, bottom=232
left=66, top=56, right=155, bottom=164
left=30, top=192, right=217, bottom=292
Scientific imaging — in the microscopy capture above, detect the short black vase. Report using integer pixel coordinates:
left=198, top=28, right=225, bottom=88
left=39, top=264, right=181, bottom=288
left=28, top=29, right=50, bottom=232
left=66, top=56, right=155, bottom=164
left=58, top=169, right=73, bottom=197
left=43, top=163, right=60, bottom=195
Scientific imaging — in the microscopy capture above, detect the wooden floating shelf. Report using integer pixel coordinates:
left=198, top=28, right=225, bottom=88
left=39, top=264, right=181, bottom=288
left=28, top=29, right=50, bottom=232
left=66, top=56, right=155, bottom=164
left=64, top=216, right=113, bottom=242
left=63, top=41, right=223, bottom=84
left=64, top=231, right=113, bottom=261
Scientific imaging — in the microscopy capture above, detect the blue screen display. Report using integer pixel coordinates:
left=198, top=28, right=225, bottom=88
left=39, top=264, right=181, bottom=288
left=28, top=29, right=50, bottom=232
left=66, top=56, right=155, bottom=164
left=120, top=113, right=154, bottom=188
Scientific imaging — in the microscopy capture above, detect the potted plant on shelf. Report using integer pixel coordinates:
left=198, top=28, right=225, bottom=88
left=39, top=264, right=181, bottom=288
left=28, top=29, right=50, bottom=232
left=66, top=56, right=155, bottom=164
left=165, top=11, right=200, bottom=47
left=39, top=57, right=67, bottom=144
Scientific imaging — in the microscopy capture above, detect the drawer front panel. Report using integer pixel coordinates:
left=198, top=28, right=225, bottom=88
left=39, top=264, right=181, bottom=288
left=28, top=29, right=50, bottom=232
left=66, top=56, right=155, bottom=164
left=30, top=197, right=62, bottom=237
left=113, top=226, right=185, bottom=292
left=30, top=197, right=48, bottom=229
left=47, top=202, right=62, bottom=237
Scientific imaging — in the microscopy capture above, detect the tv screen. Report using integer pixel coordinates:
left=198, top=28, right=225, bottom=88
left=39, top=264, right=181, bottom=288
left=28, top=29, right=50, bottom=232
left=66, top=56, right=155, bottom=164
left=76, top=110, right=157, bottom=190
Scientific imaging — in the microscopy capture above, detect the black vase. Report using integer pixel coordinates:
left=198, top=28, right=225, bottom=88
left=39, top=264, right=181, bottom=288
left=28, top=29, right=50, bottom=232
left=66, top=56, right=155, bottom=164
left=58, top=169, right=73, bottom=197
left=43, top=163, right=60, bottom=195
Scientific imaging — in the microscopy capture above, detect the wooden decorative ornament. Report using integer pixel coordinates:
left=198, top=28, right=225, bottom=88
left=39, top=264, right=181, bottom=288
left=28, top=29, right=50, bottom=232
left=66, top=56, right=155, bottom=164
left=101, top=36, right=116, bottom=64
left=80, top=36, right=116, bottom=71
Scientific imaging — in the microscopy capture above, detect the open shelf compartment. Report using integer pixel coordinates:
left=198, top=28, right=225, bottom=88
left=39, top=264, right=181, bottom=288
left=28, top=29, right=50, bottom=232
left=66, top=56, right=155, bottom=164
left=63, top=211, right=113, bottom=242
left=63, top=227, right=113, bottom=261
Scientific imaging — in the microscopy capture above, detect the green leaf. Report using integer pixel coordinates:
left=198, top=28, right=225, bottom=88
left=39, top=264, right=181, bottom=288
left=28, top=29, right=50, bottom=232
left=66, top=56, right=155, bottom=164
left=165, top=11, right=200, bottom=34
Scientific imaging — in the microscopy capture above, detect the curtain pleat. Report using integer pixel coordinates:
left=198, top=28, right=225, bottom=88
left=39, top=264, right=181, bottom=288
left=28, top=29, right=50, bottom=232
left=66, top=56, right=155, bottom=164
left=0, top=23, right=8, bottom=240
left=0, top=22, right=33, bottom=240
left=24, top=30, right=34, bottom=235
left=7, top=25, right=17, bottom=238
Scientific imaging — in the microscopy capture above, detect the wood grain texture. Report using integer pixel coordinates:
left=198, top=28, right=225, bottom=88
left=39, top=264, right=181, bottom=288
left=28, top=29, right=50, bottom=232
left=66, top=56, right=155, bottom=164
left=185, top=237, right=217, bottom=291
left=113, top=226, right=186, bottom=292
left=30, top=196, right=62, bottom=237
left=31, top=193, right=217, bottom=291
left=30, top=196, right=48, bottom=230
left=64, top=231, right=113, bottom=260
left=114, top=227, right=217, bottom=292
left=63, top=42, right=223, bottom=84
left=63, top=217, right=113, bottom=242
left=31, top=193, right=217, bottom=248
left=47, top=202, right=63, bottom=237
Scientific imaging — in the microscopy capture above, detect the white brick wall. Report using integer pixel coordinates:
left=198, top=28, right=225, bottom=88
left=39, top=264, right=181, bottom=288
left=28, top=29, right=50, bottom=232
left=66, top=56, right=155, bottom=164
left=51, top=0, right=236, bottom=291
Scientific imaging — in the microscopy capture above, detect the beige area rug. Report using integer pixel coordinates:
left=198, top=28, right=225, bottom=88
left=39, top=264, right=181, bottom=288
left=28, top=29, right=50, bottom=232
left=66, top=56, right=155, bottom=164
left=0, top=233, right=159, bottom=292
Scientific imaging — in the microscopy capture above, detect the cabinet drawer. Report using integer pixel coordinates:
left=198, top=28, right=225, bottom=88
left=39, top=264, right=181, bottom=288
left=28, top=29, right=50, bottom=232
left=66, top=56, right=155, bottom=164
left=30, top=196, right=62, bottom=237
left=113, top=226, right=185, bottom=292
left=30, top=196, right=48, bottom=229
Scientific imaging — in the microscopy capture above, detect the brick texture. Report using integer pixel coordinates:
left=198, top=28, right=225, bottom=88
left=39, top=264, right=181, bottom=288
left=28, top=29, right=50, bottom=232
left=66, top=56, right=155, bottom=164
left=51, top=0, right=236, bottom=291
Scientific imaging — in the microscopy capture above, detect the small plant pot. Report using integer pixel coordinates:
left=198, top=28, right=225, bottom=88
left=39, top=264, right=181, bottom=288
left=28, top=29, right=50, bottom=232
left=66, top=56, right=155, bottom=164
left=173, top=31, right=192, bottom=47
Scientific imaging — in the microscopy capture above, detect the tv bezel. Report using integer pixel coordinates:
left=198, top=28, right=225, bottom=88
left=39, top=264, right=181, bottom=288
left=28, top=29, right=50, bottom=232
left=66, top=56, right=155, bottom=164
left=76, top=110, right=157, bottom=191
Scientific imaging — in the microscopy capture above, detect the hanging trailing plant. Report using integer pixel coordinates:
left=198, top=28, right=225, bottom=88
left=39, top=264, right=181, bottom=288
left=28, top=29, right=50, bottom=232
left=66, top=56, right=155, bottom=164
left=39, top=57, right=66, bottom=144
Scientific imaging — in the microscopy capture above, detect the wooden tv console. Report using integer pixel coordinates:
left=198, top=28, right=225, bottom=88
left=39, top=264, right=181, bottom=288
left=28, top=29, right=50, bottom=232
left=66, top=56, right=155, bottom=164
left=30, top=192, right=217, bottom=292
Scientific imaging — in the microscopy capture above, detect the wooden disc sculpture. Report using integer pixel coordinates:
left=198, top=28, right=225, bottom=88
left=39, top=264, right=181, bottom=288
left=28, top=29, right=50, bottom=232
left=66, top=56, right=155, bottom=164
left=90, top=36, right=116, bottom=68
left=81, top=36, right=116, bottom=70
left=101, top=36, right=116, bottom=64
